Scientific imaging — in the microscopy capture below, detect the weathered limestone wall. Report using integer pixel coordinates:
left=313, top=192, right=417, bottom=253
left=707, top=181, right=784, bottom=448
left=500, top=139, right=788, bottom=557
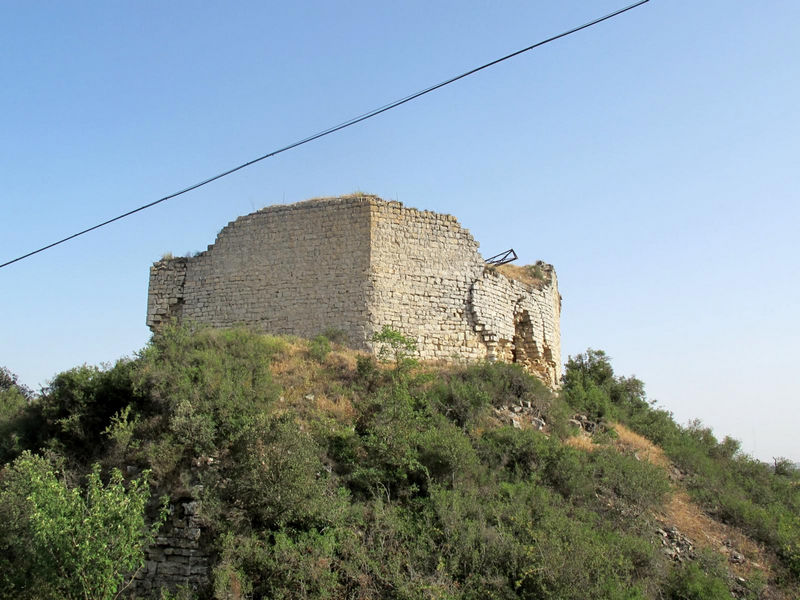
left=147, top=195, right=561, bottom=385
left=148, top=198, right=373, bottom=347
left=147, top=258, right=188, bottom=327
left=366, top=200, right=488, bottom=360
left=129, top=499, right=209, bottom=598
left=471, top=266, right=562, bottom=387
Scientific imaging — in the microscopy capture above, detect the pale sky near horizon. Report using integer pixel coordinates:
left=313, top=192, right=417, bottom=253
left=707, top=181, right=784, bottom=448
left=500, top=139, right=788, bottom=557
left=2, top=1, right=798, bottom=462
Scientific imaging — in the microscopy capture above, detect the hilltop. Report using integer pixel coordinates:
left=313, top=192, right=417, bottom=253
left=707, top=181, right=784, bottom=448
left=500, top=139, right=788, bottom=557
left=0, top=327, right=798, bottom=599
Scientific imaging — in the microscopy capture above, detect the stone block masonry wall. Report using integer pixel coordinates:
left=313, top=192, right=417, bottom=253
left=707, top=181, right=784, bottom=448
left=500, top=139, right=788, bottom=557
left=366, top=201, right=488, bottom=361
left=129, top=499, right=209, bottom=598
left=147, top=195, right=561, bottom=387
left=147, top=258, right=187, bottom=328
left=148, top=197, right=373, bottom=347
left=471, top=266, right=562, bottom=386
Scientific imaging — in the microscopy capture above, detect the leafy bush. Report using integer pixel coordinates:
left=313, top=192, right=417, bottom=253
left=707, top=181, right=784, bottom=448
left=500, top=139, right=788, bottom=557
left=562, top=349, right=649, bottom=423
left=36, top=359, right=143, bottom=461
left=216, top=529, right=339, bottom=600
left=350, top=383, right=429, bottom=500
left=371, top=325, right=418, bottom=372
left=135, top=326, right=284, bottom=464
left=2, top=333, right=797, bottom=598
left=478, top=426, right=556, bottom=481
left=0, top=366, right=33, bottom=398
left=0, top=382, right=39, bottom=463
left=308, top=335, right=332, bottom=363
left=0, top=452, right=164, bottom=600
left=220, top=414, right=331, bottom=530
left=563, top=348, right=800, bottom=581
left=666, top=560, right=730, bottom=600
left=516, top=502, right=652, bottom=600
left=429, top=361, right=568, bottom=434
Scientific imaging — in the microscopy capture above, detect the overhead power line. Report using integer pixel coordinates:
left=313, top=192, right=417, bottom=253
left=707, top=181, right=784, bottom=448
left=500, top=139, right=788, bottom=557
left=1, top=0, right=649, bottom=270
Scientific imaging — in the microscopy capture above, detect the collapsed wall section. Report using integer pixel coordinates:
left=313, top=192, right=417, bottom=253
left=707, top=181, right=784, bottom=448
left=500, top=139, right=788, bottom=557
left=365, top=199, right=561, bottom=384
left=147, top=197, right=373, bottom=346
left=470, top=266, right=562, bottom=387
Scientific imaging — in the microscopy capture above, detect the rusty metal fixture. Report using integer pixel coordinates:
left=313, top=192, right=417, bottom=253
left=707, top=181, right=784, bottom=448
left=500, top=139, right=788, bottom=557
left=486, top=248, right=517, bottom=266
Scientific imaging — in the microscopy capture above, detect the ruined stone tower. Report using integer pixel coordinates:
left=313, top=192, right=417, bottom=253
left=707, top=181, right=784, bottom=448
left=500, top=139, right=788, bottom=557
left=147, top=195, right=562, bottom=386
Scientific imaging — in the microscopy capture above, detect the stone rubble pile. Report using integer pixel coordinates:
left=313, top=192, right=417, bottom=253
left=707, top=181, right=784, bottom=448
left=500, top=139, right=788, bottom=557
left=657, top=525, right=696, bottom=562
left=569, top=413, right=599, bottom=434
left=493, top=400, right=547, bottom=430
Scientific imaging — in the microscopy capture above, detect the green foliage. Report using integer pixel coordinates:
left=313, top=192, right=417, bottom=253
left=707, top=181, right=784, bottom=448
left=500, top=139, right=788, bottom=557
left=0, top=452, right=164, bottom=600
left=220, top=414, right=331, bottom=530
left=666, top=560, right=730, bottom=600
left=2, top=332, right=798, bottom=598
left=308, top=334, right=332, bottom=363
left=158, top=586, right=198, bottom=600
left=0, top=366, right=33, bottom=398
left=320, top=327, right=349, bottom=345
left=350, top=382, right=430, bottom=500
left=591, top=447, right=671, bottom=516
left=0, top=381, right=38, bottom=462
left=428, top=361, right=568, bottom=433
left=562, top=349, right=649, bottom=423
left=36, top=359, right=144, bottom=460
left=563, top=348, right=800, bottom=582
left=216, top=529, right=339, bottom=600
left=516, top=501, right=652, bottom=600
left=136, top=325, right=284, bottom=470
left=371, top=325, right=418, bottom=372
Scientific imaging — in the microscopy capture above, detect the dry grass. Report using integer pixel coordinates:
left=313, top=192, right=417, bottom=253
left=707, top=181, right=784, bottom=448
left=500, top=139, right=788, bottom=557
left=492, top=264, right=550, bottom=288
left=268, top=339, right=363, bottom=426
left=612, top=424, right=671, bottom=469
left=561, top=423, right=778, bottom=586
left=607, top=425, right=776, bottom=584
left=565, top=434, right=597, bottom=452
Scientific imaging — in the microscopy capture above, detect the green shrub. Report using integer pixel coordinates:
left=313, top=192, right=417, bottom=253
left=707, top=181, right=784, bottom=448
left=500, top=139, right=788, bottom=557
left=371, top=325, right=418, bottom=372
left=666, top=560, right=730, bottom=600
left=417, top=416, right=481, bottom=486
left=0, top=384, right=39, bottom=463
left=308, top=335, right=331, bottom=363
left=0, top=366, right=33, bottom=398
left=562, top=350, right=649, bottom=423
left=429, top=361, right=567, bottom=434
left=230, top=529, right=339, bottom=600
left=0, top=452, right=164, bottom=600
left=592, top=447, right=671, bottom=516
left=514, top=489, right=652, bottom=600
left=351, top=383, right=428, bottom=500
left=320, top=327, right=349, bottom=345
left=354, top=354, right=380, bottom=391
left=221, top=414, right=330, bottom=530
left=35, top=359, right=144, bottom=461
left=136, top=325, right=283, bottom=455
left=478, top=426, right=556, bottom=482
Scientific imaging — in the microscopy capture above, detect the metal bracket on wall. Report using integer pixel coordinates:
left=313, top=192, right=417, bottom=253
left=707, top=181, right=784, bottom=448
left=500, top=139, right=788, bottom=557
left=485, top=249, right=518, bottom=266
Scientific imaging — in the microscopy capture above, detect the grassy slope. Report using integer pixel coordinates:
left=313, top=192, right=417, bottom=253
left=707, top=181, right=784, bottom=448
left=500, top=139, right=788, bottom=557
left=1, top=327, right=798, bottom=600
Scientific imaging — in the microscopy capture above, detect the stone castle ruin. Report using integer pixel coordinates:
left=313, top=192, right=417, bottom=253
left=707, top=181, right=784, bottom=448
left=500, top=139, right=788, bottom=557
left=147, top=195, right=562, bottom=386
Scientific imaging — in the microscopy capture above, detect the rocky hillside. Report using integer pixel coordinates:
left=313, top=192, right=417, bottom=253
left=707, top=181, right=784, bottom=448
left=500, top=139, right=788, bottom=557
left=0, top=327, right=798, bottom=599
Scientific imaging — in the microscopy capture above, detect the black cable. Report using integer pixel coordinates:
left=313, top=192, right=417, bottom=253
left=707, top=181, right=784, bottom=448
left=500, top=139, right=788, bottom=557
left=0, top=0, right=649, bottom=270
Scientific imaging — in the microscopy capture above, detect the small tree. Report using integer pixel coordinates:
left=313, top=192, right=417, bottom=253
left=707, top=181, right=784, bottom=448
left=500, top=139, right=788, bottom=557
left=371, top=326, right=418, bottom=372
left=0, top=452, right=165, bottom=600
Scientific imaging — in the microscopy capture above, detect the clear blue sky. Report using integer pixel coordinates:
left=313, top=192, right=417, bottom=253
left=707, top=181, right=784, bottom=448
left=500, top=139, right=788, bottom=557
left=2, top=1, right=798, bottom=462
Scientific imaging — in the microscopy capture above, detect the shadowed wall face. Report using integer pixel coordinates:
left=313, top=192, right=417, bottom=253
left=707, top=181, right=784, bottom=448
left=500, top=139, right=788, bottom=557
left=148, top=198, right=373, bottom=346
